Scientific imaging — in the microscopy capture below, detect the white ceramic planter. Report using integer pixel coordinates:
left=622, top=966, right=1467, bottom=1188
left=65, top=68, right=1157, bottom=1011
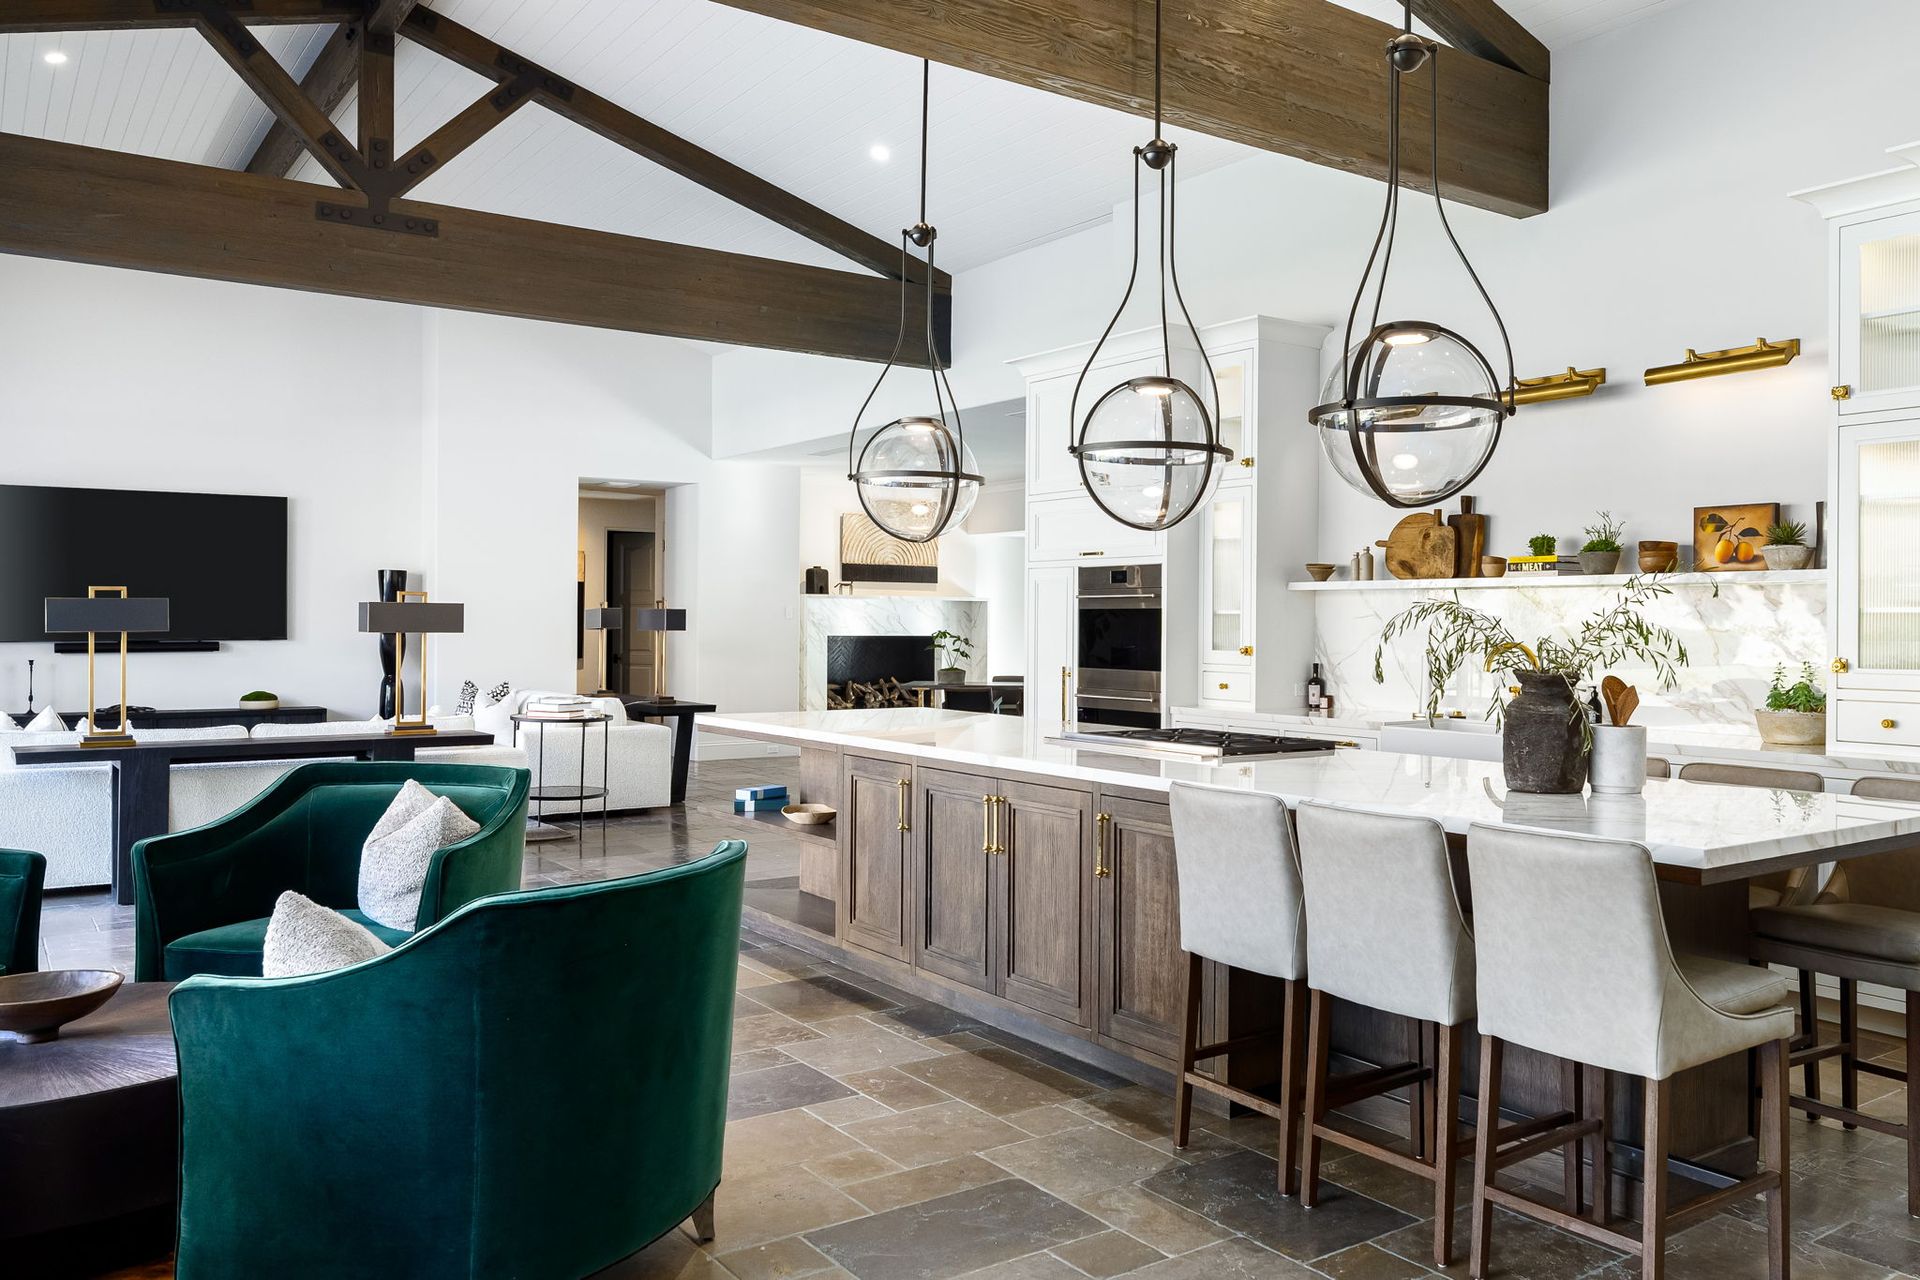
left=1755, top=709, right=1825, bottom=746
left=1761, top=545, right=1814, bottom=570
left=1590, top=724, right=1648, bottom=795
left=239, top=698, right=279, bottom=712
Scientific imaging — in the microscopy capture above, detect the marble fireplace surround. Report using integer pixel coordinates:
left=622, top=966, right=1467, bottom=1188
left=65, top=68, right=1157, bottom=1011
left=801, top=596, right=987, bottom=711
left=1312, top=575, right=1829, bottom=731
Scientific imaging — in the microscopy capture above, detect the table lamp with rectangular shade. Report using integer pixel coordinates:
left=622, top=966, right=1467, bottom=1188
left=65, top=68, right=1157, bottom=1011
left=44, top=588, right=170, bottom=747
left=584, top=604, right=622, bottom=695
left=631, top=604, right=687, bottom=699
left=356, top=591, right=464, bottom=735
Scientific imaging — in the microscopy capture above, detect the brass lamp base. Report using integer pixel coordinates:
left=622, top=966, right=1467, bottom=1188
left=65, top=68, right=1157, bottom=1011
left=79, top=733, right=136, bottom=749
left=387, top=722, right=440, bottom=737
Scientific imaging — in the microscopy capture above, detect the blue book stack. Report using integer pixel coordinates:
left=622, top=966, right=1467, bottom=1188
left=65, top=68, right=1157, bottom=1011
left=734, top=783, right=789, bottom=814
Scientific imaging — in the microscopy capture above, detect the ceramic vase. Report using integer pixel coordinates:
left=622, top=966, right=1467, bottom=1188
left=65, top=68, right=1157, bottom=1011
left=1578, top=550, right=1622, bottom=575
left=377, top=568, right=406, bottom=719
left=1590, top=724, right=1648, bottom=795
left=1755, top=709, right=1826, bottom=746
left=1503, top=672, right=1590, bottom=794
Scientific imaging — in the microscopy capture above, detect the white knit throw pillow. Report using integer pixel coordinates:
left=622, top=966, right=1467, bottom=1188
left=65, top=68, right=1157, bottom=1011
left=262, top=891, right=392, bottom=978
left=357, top=780, right=481, bottom=931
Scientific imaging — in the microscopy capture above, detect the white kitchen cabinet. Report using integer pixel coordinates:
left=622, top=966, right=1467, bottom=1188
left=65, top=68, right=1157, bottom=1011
left=1026, top=564, right=1077, bottom=739
left=1027, top=492, right=1165, bottom=564
left=1199, top=486, right=1253, bottom=669
left=1025, top=372, right=1081, bottom=499
left=1833, top=419, right=1920, bottom=704
left=1836, top=209, right=1920, bottom=418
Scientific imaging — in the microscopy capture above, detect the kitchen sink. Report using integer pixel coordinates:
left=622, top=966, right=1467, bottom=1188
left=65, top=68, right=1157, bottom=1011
left=1379, top=718, right=1503, bottom=762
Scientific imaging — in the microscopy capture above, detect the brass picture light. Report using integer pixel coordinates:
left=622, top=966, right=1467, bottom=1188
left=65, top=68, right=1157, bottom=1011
left=1645, top=338, right=1800, bottom=386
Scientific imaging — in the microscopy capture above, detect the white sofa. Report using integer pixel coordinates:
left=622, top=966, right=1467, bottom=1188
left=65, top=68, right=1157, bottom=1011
left=1, top=694, right=669, bottom=889
left=469, top=691, right=672, bottom=817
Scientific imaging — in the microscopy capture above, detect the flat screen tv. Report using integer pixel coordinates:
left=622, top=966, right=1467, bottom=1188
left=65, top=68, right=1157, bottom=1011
left=0, top=484, right=288, bottom=644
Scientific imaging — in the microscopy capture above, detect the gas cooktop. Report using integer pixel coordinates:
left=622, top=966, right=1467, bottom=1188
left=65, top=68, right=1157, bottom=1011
left=1049, top=727, right=1339, bottom=760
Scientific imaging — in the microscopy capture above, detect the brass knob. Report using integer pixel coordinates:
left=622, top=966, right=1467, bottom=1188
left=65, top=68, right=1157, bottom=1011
left=1218, top=682, right=1230, bottom=691
left=1832, top=384, right=1853, bottom=401
left=1239, top=645, right=1254, bottom=656
left=1238, top=456, right=1255, bottom=468
left=1884, top=719, right=1898, bottom=730
left=1832, top=657, right=1850, bottom=674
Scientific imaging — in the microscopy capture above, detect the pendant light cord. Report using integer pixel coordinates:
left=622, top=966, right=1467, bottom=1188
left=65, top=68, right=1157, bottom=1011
left=1153, top=0, right=1163, bottom=137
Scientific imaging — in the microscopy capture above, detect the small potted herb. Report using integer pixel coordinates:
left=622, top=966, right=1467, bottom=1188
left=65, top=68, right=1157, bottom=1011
left=239, top=689, right=280, bottom=711
left=929, top=630, right=973, bottom=685
left=1577, top=511, right=1625, bottom=575
left=1528, top=534, right=1557, bottom=557
left=1756, top=663, right=1826, bottom=745
left=1761, top=521, right=1814, bottom=571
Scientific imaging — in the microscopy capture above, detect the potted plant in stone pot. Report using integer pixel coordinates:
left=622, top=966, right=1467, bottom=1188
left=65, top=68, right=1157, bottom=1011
left=929, top=630, right=973, bottom=685
left=1374, top=576, right=1700, bottom=794
left=1761, top=521, right=1815, bottom=571
left=1577, top=511, right=1625, bottom=575
left=239, top=689, right=280, bottom=712
left=1756, top=663, right=1827, bottom=745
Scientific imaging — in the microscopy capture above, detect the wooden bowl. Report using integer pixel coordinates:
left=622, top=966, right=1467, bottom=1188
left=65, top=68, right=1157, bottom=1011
left=1638, top=540, right=1678, bottom=573
left=1303, top=563, right=1337, bottom=582
left=781, top=803, right=837, bottom=826
left=1480, top=556, right=1508, bottom=578
left=0, top=969, right=123, bottom=1044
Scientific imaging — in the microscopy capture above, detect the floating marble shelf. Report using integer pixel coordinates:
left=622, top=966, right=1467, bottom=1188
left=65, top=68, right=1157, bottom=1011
left=1288, top=570, right=1829, bottom=593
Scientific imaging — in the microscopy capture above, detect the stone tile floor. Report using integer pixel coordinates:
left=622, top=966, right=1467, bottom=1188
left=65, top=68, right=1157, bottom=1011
left=41, top=759, right=1920, bottom=1279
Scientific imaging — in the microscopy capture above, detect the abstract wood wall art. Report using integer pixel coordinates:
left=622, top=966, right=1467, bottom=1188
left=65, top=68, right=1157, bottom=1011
left=1694, top=503, right=1780, bottom=571
left=841, top=513, right=939, bottom=584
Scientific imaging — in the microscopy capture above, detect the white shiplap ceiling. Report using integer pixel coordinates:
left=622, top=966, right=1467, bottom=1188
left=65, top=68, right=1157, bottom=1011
left=0, top=0, right=1253, bottom=274
left=1328, top=0, right=1696, bottom=49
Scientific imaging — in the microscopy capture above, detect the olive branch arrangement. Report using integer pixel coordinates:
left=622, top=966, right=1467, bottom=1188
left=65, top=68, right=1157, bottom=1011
left=1371, top=574, right=1707, bottom=723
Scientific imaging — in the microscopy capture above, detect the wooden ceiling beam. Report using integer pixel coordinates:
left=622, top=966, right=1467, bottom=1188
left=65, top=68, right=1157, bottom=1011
left=245, top=2, right=421, bottom=180
left=193, top=7, right=366, bottom=189
left=0, top=131, right=946, bottom=365
left=386, top=82, right=533, bottom=199
left=705, top=0, right=1549, bottom=217
left=0, top=0, right=361, bottom=32
left=401, top=7, right=944, bottom=286
left=1409, top=0, right=1550, bottom=81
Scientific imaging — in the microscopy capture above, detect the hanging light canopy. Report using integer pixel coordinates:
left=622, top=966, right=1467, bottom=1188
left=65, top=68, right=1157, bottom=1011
left=847, top=61, right=982, bottom=544
left=1067, top=0, right=1229, bottom=533
left=1307, top=3, right=1518, bottom=510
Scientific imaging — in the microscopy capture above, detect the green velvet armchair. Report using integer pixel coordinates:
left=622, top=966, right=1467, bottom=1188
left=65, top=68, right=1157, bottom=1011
left=132, top=761, right=530, bottom=982
left=168, top=840, right=745, bottom=1280
left=0, top=848, right=46, bottom=975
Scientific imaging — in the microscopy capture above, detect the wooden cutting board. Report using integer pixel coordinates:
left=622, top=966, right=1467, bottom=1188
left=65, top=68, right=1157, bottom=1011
left=1377, top=510, right=1458, bottom=580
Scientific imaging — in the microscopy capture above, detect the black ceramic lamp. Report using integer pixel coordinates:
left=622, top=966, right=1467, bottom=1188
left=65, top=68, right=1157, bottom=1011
left=631, top=605, right=687, bottom=699
left=356, top=592, right=465, bottom=736
left=43, top=589, right=170, bottom=747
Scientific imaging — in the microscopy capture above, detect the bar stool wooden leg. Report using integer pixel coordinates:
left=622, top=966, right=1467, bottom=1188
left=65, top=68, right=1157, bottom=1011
left=1300, top=988, right=1332, bottom=1209
left=1433, top=1023, right=1462, bottom=1268
left=1276, top=976, right=1307, bottom=1196
left=1469, top=1034, right=1503, bottom=1280
left=1173, top=952, right=1202, bottom=1149
left=1561, top=1059, right=1583, bottom=1215
left=1642, top=1076, right=1670, bottom=1280
left=1839, top=977, right=1859, bottom=1130
left=1586, top=1065, right=1611, bottom=1227
left=1757, top=1037, right=1789, bottom=1280
left=1907, top=991, right=1920, bottom=1218
left=1797, top=970, right=1822, bottom=1111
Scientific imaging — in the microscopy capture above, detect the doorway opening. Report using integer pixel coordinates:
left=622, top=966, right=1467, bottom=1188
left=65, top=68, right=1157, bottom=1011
left=578, top=484, right=666, bottom=697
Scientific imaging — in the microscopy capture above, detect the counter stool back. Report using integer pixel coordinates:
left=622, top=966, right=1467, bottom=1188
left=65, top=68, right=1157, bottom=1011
left=1167, top=783, right=1308, bottom=1193
left=1467, top=824, right=1794, bottom=1280
left=1293, top=801, right=1475, bottom=1266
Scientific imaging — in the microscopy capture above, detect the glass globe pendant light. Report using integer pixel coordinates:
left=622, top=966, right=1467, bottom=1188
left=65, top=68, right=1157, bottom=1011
left=1067, top=0, right=1230, bottom=533
left=848, top=61, right=982, bottom=544
left=1306, top=0, right=1518, bottom=510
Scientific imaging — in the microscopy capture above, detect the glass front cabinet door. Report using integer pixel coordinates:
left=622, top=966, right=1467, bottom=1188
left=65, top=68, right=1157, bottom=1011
left=1200, top=486, right=1254, bottom=670
left=1837, top=208, right=1920, bottom=418
left=1835, top=420, right=1920, bottom=703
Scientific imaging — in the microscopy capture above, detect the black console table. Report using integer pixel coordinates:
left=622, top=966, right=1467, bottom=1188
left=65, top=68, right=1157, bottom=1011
left=11, top=729, right=494, bottom=904
left=620, top=698, right=716, bottom=805
left=7, top=705, right=327, bottom=731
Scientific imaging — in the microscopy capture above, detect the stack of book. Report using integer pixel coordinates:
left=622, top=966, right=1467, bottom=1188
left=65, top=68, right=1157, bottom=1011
left=522, top=694, right=596, bottom=720
left=1507, top=555, right=1559, bottom=575
left=734, top=784, right=788, bottom=814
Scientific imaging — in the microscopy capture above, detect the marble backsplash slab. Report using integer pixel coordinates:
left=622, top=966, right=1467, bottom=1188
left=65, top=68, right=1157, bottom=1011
left=802, top=596, right=987, bottom=711
left=1316, top=578, right=1827, bottom=730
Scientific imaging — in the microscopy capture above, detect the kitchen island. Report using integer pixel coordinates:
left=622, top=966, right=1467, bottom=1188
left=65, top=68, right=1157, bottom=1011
left=699, top=707, right=1920, bottom=1193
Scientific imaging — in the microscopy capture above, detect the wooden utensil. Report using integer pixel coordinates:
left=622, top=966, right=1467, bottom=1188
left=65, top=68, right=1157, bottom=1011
left=1376, top=510, right=1458, bottom=580
left=1447, top=496, right=1488, bottom=578
left=1601, top=676, right=1640, bottom=727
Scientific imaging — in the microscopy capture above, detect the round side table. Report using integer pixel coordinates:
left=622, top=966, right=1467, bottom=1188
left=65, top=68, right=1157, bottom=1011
left=512, top=712, right=611, bottom=851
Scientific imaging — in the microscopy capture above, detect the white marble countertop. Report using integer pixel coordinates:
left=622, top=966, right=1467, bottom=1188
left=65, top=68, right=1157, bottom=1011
left=697, top=709, right=1920, bottom=884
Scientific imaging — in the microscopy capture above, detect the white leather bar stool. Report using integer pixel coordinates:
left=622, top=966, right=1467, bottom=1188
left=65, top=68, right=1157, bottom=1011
left=1467, top=824, right=1795, bottom=1280
left=1167, top=782, right=1309, bottom=1193
left=1293, top=801, right=1476, bottom=1267
left=1750, top=772, right=1920, bottom=1214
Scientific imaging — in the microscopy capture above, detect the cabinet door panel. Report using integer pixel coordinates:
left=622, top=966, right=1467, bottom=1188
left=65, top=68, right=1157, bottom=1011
left=841, top=754, right=910, bottom=961
left=916, top=766, right=996, bottom=991
left=1095, top=793, right=1185, bottom=1061
left=1836, top=421, right=1920, bottom=694
left=996, top=777, right=1091, bottom=1026
left=1839, top=210, right=1920, bottom=418
left=1027, top=565, right=1076, bottom=739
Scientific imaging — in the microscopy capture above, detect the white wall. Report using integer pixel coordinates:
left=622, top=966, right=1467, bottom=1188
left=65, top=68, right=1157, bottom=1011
left=713, top=0, right=1915, bottom=564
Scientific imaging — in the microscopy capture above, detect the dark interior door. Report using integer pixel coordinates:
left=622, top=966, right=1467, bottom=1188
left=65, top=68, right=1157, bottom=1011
left=606, top=530, right=657, bottom=698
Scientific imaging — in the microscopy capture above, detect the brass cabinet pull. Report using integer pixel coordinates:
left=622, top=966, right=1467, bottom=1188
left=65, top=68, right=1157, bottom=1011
left=1832, top=384, right=1853, bottom=400
left=1239, top=645, right=1254, bottom=656
left=991, top=796, right=1006, bottom=855
left=1885, top=719, right=1899, bottom=730
left=1217, top=682, right=1230, bottom=691
left=1832, top=657, right=1851, bottom=674
left=897, top=777, right=910, bottom=832
left=1095, top=812, right=1112, bottom=878
left=1238, top=456, right=1255, bottom=468
left=982, top=794, right=994, bottom=853
left=1079, top=550, right=1103, bottom=557
left=1060, top=666, right=1071, bottom=722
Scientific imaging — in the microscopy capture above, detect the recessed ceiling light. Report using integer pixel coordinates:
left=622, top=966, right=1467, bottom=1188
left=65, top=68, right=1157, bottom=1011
left=44, top=50, right=68, bottom=65
left=868, top=143, right=891, bottom=164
